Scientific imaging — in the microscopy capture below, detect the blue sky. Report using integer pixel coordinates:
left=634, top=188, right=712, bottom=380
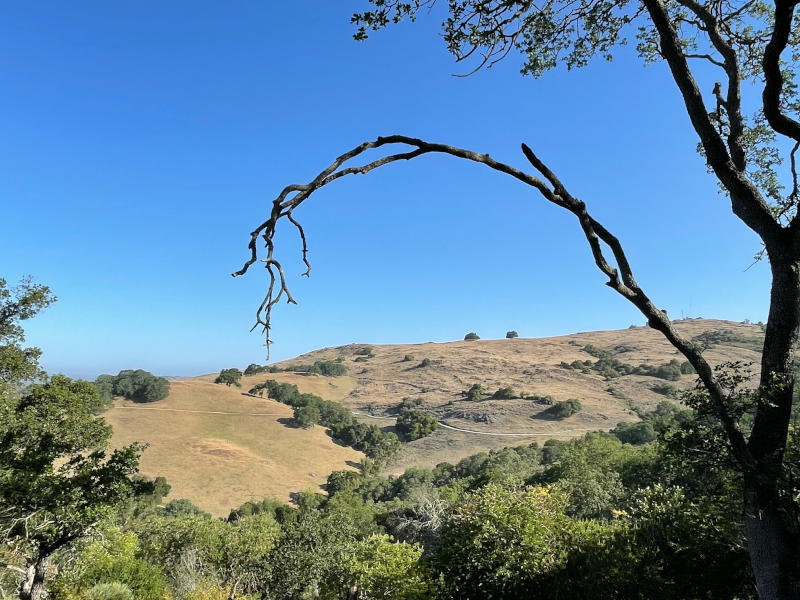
left=1, top=1, right=770, bottom=378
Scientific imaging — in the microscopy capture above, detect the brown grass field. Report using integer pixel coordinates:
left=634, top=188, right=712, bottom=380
left=108, top=318, right=764, bottom=512
left=106, top=378, right=363, bottom=517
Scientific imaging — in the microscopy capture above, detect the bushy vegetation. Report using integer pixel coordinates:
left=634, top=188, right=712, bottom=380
left=256, top=380, right=399, bottom=463
left=244, top=363, right=282, bottom=376
left=611, top=401, right=691, bottom=445
left=4, top=392, right=761, bottom=600
left=244, top=360, right=347, bottom=377
left=354, top=346, right=374, bottom=357
left=691, top=329, right=764, bottom=352
left=395, top=405, right=438, bottom=441
left=651, top=382, right=679, bottom=397
left=215, top=368, right=242, bottom=387
left=464, top=383, right=484, bottom=402
left=416, top=358, right=432, bottom=368
left=506, top=330, right=519, bottom=339
left=493, top=386, right=517, bottom=399
left=527, top=394, right=555, bottom=405
left=563, top=345, right=685, bottom=381
left=94, top=369, right=170, bottom=406
left=546, top=398, right=582, bottom=419
left=463, top=332, right=480, bottom=340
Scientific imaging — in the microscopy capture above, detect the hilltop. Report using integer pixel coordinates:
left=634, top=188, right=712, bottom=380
left=267, top=318, right=763, bottom=471
left=108, top=318, right=764, bottom=513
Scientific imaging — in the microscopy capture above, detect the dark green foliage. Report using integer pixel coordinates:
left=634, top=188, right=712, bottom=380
left=0, top=278, right=56, bottom=398
left=395, top=408, right=438, bottom=441
left=150, top=476, right=171, bottom=505
left=417, top=358, right=432, bottom=368
left=354, top=346, right=374, bottom=357
left=261, top=379, right=400, bottom=463
left=93, top=370, right=170, bottom=404
left=652, top=382, right=678, bottom=397
left=528, top=394, right=555, bottom=405
left=162, top=498, right=211, bottom=518
left=402, top=354, right=414, bottom=362
left=463, top=332, right=480, bottom=340
left=0, top=376, right=146, bottom=597
left=493, top=386, right=517, bottom=399
left=293, top=404, right=321, bottom=429
left=547, top=398, right=582, bottom=419
left=244, top=363, right=281, bottom=376
left=299, top=360, right=348, bottom=376
left=612, top=421, right=657, bottom=445
left=580, top=346, right=684, bottom=381
left=680, top=360, right=696, bottom=374
left=506, top=330, right=519, bottom=339
left=464, top=383, right=484, bottom=401
left=215, top=368, right=243, bottom=387
left=611, top=402, right=691, bottom=445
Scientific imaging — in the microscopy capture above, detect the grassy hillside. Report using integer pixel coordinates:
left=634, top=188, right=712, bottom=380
left=108, top=318, right=764, bottom=513
left=267, top=318, right=763, bottom=471
left=106, top=378, right=363, bottom=517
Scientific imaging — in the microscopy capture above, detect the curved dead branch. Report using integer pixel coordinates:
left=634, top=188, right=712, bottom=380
left=234, top=134, right=755, bottom=468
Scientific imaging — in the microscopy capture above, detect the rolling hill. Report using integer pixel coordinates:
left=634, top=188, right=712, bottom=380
left=108, top=318, right=764, bottom=515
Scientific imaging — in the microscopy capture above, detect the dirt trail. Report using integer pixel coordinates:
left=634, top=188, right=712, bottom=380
left=113, top=406, right=283, bottom=417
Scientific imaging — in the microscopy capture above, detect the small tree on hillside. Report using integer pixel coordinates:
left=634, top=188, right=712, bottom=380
left=463, top=332, right=480, bottom=341
left=465, top=384, right=484, bottom=402
left=506, top=331, right=519, bottom=339
left=215, top=368, right=242, bottom=388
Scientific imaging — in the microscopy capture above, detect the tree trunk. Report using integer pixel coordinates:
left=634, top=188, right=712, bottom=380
left=744, top=255, right=800, bottom=599
left=18, top=556, right=47, bottom=600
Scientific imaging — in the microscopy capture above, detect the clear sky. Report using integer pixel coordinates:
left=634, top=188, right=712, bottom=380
left=1, top=1, right=771, bottom=378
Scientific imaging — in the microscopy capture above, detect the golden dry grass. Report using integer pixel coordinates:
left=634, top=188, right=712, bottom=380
left=270, top=318, right=763, bottom=471
left=106, top=378, right=363, bottom=517
left=107, top=318, right=763, bottom=507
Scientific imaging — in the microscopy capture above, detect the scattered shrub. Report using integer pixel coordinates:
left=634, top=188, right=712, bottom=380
left=395, top=407, right=438, bottom=441
left=402, top=354, right=414, bottom=362
left=493, top=387, right=517, bottom=399
left=465, top=384, right=484, bottom=402
left=506, top=330, right=519, bottom=339
left=680, top=360, right=696, bottom=374
left=354, top=346, right=375, bottom=357
left=547, top=398, right=582, bottom=419
left=528, top=394, right=555, bottom=405
left=244, top=363, right=281, bottom=376
left=651, top=383, right=678, bottom=397
left=464, top=332, right=480, bottom=340
left=417, top=358, right=432, bottom=368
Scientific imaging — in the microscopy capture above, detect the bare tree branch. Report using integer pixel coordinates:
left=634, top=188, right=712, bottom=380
left=235, top=134, right=755, bottom=468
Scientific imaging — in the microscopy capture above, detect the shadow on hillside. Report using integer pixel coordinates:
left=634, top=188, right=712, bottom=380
left=345, top=460, right=360, bottom=469
left=276, top=417, right=295, bottom=427
left=530, top=411, right=566, bottom=422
